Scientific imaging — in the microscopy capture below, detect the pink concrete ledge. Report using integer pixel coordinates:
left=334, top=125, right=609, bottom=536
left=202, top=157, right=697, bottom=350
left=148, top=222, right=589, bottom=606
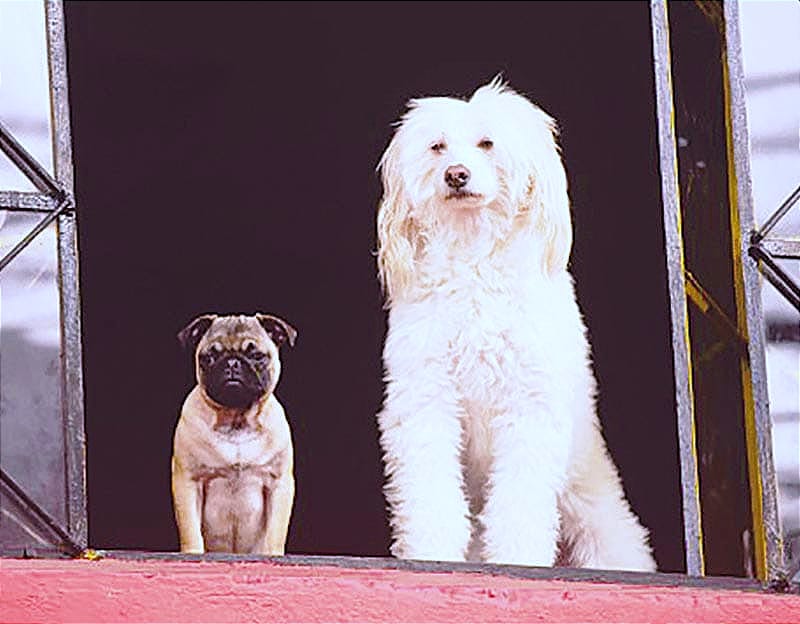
left=2, top=556, right=799, bottom=623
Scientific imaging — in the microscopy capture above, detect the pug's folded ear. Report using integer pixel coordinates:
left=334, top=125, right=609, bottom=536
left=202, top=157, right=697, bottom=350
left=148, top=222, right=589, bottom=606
left=177, top=314, right=217, bottom=353
left=255, top=313, right=297, bottom=348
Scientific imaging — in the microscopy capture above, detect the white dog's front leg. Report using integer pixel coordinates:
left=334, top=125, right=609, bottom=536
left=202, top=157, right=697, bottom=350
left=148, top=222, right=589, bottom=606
left=378, top=381, right=471, bottom=563
left=480, top=406, right=570, bottom=567
left=558, top=428, right=657, bottom=572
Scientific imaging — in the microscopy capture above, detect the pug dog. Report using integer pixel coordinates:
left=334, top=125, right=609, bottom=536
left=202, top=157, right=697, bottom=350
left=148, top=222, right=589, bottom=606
left=171, top=313, right=297, bottom=555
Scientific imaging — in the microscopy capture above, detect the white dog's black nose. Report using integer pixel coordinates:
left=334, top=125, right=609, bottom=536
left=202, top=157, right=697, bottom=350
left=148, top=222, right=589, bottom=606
left=444, top=165, right=470, bottom=189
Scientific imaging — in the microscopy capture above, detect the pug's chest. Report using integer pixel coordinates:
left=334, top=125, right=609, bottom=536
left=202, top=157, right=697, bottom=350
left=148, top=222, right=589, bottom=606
left=200, top=465, right=267, bottom=552
left=196, top=430, right=284, bottom=488
left=195, top=434, right=286, bottom=552
left=202, top=466, right=267, bottom=517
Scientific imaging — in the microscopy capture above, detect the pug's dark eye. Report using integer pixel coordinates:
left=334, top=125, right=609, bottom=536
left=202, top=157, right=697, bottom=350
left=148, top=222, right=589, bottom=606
left=245, top=343, right=268, bottom=361
left=478, top=138, right=494, bottom=150
left=200, top=344, right=223, bottom=365
left=430, top=141, right=446, bottom=154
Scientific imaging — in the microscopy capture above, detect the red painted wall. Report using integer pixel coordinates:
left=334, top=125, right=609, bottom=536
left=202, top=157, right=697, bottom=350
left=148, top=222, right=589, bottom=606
left=2, top=558, right=799, bottom=623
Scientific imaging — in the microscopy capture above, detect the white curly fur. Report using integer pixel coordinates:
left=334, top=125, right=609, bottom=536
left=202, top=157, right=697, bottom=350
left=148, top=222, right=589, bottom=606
left=375, top=78, right=656, bottom=571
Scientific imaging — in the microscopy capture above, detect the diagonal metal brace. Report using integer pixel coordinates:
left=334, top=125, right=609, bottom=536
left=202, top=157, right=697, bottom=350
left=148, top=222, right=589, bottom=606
left=0, top=193, right=72, bottom=273
left=749, top=242, right=800, bottom=313
left=685, top=270, right=750, bottom=354
left=752, top=185, right=800, bottom=245
left=0, top=466, right=82, bottom=556
left=0, top=119, right=61, bottom=196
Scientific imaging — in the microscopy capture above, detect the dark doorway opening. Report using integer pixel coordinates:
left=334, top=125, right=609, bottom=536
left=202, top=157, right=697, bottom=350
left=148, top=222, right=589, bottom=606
left=65, top=1, right=684, bottom=572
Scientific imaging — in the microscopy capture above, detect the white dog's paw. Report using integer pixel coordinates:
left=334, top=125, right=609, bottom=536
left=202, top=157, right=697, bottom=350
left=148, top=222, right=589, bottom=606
left=390, top=512, right=472, bottom=563
left=392, top=541, right=468, bottom=564
left=390, top=528, right=471, bottom=563
left=482, top=537, right=558, bottom=568
left=481, top=492, right=561, bottom=567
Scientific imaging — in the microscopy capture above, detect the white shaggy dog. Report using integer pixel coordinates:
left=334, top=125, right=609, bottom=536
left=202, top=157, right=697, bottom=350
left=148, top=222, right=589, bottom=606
left=375, top=78, right=656, bottom=571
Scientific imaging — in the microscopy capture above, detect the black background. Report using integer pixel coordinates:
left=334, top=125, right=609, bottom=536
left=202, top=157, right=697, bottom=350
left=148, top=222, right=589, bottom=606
left=65, top=1, right=684, bottom=572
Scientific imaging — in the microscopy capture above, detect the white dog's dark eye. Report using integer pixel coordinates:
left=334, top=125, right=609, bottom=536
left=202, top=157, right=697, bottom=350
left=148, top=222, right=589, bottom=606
left=430, top=141, right=446, bottom=153
left=478, top=138, right=494, bottom=150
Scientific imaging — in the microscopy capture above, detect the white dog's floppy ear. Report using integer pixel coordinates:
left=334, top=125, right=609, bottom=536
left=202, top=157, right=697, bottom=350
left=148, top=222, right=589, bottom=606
left=472, top=81, right=573, bottom=275
left=527, top=116, right=573, bottom=276
left=376, top=129, right=417, bottom=306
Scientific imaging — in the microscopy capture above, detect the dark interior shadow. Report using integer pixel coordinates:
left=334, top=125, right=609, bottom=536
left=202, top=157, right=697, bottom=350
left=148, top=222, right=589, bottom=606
left=65, top=1, right=685, bottom=571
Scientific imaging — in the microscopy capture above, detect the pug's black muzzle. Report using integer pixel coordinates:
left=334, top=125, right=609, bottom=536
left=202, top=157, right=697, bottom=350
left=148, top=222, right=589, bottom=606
left=201, top=351, right=270, bottom=409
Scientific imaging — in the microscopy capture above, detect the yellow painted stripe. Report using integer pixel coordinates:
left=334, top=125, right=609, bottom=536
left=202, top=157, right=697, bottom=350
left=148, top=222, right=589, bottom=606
left=721, top=44, right=776, bottom=582
left=662, top=1, right=706, bottom=574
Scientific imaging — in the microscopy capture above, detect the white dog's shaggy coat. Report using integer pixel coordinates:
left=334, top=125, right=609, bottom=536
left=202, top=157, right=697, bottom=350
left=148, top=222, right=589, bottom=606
left=375, top=78, right=656, bottom=571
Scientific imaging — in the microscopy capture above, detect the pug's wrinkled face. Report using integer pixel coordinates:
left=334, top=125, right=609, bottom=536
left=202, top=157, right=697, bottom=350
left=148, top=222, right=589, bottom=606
left=178, top=314, right=297, bottom=410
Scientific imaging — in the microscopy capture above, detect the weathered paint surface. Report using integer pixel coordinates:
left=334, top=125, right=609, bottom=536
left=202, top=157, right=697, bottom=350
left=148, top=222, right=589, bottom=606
left=1, top=558, right=799, bottom=623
